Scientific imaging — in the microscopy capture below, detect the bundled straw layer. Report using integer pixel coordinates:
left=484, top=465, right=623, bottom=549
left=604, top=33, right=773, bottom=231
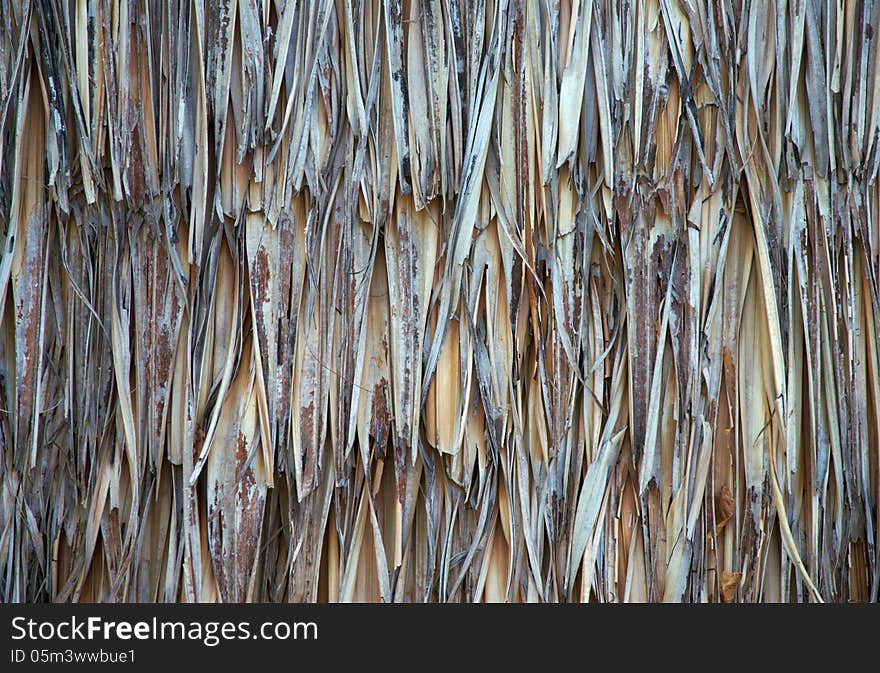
left=0, top=0, right=878, bottom=602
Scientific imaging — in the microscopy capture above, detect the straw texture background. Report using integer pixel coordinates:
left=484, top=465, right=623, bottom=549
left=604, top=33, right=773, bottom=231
left=1, top=0, right=879, bottom=602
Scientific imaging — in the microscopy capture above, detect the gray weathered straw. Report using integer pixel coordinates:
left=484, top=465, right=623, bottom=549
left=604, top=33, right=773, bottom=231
left=0, top=0, right=878, bottom=603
